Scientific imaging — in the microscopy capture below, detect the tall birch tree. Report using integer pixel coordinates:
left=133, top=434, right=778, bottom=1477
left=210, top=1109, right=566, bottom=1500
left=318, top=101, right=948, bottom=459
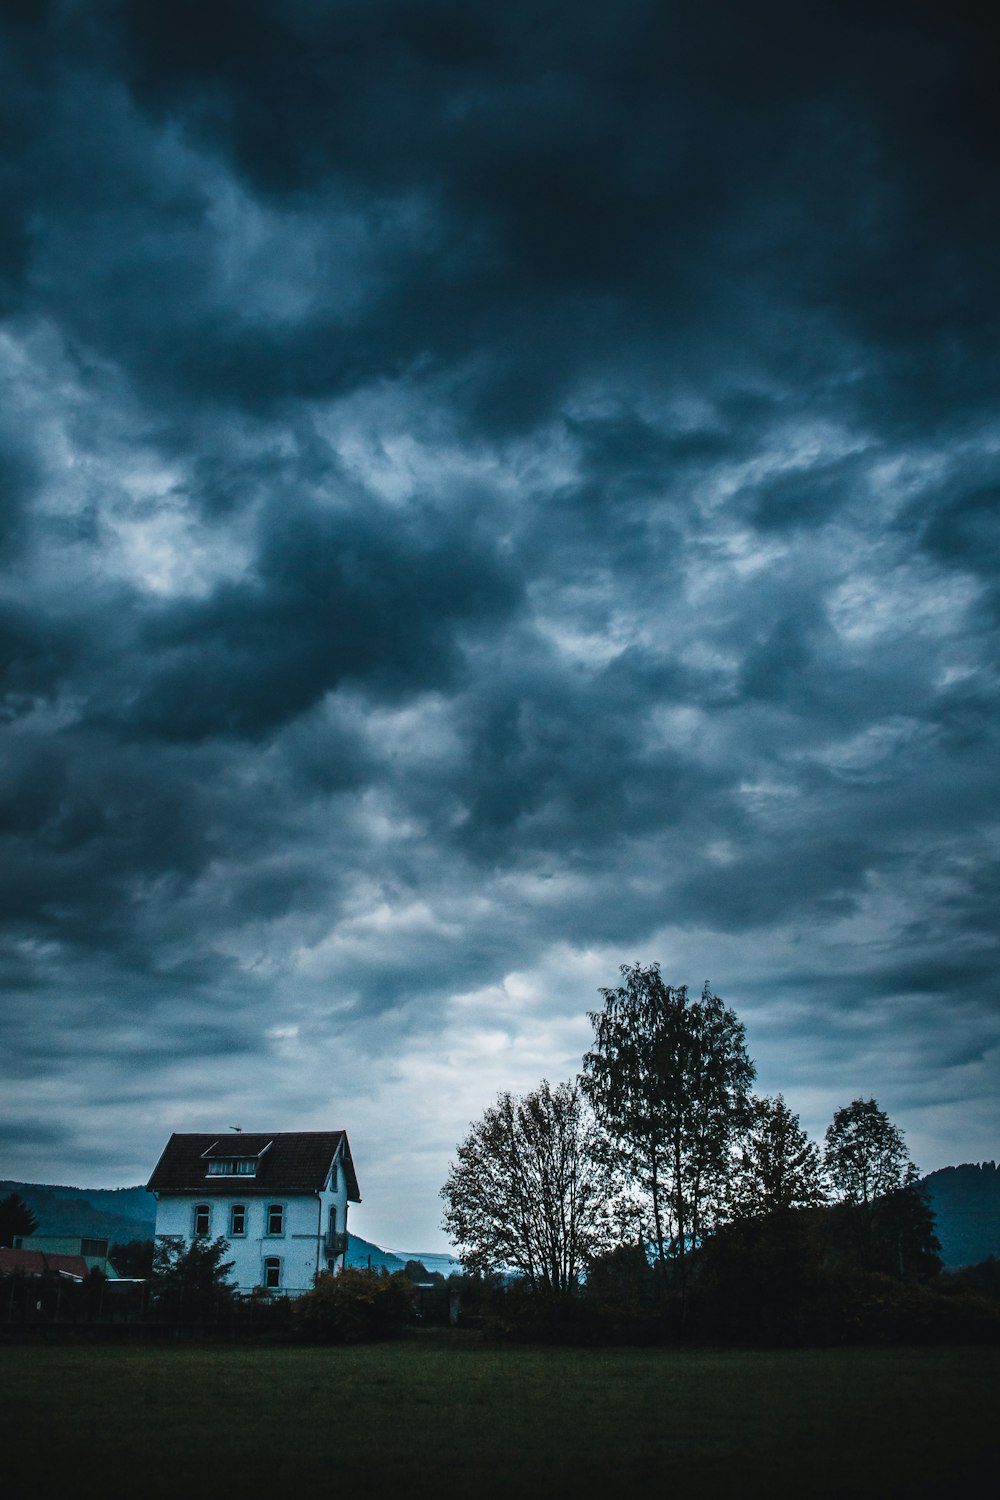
left=581, top=961, right=755, bottom=1282
left=824, top=1097, right=916, bottom=1204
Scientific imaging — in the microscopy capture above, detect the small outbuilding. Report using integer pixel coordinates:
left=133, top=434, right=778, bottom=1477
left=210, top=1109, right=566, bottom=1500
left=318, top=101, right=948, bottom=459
left=11, top=1235, right=118, bottom=1276
left=0, top=1246, right=90, bottom=1281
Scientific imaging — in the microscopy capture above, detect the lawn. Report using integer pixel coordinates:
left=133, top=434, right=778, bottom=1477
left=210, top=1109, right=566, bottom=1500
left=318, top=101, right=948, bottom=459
left=2, top=1333, right=996, bottom=1498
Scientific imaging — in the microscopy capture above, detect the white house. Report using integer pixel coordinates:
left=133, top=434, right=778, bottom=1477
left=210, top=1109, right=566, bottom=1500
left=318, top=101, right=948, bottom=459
left=147, top=1130, right=361, bottom=1296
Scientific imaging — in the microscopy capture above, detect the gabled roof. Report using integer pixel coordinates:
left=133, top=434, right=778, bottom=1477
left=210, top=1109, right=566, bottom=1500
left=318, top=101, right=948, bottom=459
left=0, top=1247, right=89, bottom=1280
left=146, top=1131, right=361, bottom=1202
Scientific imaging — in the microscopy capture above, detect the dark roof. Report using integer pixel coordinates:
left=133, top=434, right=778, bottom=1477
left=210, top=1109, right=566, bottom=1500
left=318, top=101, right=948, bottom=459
left=202, top=1135, right=273, bottom=1159
left=146, top=1131, right=361, bottom=1201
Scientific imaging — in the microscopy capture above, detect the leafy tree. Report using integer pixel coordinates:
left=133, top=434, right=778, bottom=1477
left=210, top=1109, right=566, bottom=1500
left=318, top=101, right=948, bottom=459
left=0, top=1192, right=38, bottom=1247
left=441, top=1079, right=610, bottom=1298
left=824, top=1098, right=940, bottom=1278
left=729, top=1094, right=827, bottom=1217
left=581, top=962, right=755, bottom=1282
left=109, top=1239, right=154, bottom=1277
left=151, top=1235, right=235, bottom=1318
left=824, top=1097, right=916, bottom=1204
left=582, top=1243, right=665, bottom=1340
left=694, top=1207, right=829, bottom=1344
left=825, top=1182, right=942, bottom=1281
left=873, top=1182, right=942, bottom=1279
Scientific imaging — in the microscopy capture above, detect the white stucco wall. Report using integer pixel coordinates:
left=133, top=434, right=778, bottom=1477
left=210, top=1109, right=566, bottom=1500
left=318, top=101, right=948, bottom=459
left=153, top=1171, right=349, bottom=1296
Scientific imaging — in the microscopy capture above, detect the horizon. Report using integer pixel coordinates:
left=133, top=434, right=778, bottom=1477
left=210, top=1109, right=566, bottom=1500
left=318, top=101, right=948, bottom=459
left=3, top=1153, right=996, bottom=1266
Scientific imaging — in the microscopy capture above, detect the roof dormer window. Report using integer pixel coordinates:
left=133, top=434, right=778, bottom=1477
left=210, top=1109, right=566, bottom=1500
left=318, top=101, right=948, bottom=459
left=206, top=1158, right=257, bottom=1176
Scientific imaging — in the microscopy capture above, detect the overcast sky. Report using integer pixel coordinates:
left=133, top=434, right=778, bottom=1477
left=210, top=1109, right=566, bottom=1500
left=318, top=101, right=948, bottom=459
left=1, top=1, right=998, bottom=1253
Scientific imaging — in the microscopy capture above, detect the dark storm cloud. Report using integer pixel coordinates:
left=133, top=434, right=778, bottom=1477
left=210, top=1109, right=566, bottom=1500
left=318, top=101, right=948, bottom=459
left=105, top=490, right=522, bottom=739
left=0, top=1, right=998, bottom=1225
left=0, top=600, right=75, bottom=703
left=3, top=1, right=994, bottom=437
left=0, top=433, right=39, bottom=557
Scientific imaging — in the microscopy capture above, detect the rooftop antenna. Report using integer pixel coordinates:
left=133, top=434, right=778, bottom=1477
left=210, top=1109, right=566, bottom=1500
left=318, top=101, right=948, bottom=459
left=229, top=1125, right=242, bottom=1132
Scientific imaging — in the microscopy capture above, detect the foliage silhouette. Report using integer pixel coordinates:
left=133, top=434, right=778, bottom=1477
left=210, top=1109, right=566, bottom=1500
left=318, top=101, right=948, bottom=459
left=0, top=1192, right=39, bottom=1247
left=292, top=1267, right=413, bottom=1342
left=150, top=1235, right=235, bottom=1320
left=730, top=1095, right=827, bottom=1217
left=442, top=1079, right=610, bottom=1298
left=581, top=962, right=755, bottom=1284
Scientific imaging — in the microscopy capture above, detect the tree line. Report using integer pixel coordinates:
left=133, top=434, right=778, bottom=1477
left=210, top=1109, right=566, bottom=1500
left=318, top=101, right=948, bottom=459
left=439, top=961, right=977, bottom=1342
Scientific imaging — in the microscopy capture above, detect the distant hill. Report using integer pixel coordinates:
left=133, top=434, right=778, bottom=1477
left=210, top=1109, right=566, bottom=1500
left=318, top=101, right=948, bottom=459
left=7, top=1166, right=996, bottom=1272
left=0, top=1180, right=155, bottom=1245
left=345, top=1235, right=406, bottom=1273
left=0, top=1178, right=452, bottom=1272
left=345, top=1244, right=463, bottom=1276
left=405, top=1250, right=464, bottom=1276
left=922, top=1162, right=1000, bottom=1268
left=6, top=1164, right=996, bottom=1272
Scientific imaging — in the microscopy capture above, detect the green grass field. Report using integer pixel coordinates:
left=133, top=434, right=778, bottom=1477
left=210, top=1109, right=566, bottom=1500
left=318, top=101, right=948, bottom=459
left=2, top=1334, right=996, bottom=1498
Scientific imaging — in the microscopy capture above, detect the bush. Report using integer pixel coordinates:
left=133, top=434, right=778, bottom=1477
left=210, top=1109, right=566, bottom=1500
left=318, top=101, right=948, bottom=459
left=149, top=1236, right=236, bottom=1321
left=579, top=1245, right=682, bottom=1345
left=944, top=1256, right=1000, bottom=1300
left=109, top=1239, right=154, bottom=1278
left=292, top=1269, right=413, bottom=1343
left=791, top=1271, right=1000, bottom=1346
left=687, top=1209, right=829, bottom=1345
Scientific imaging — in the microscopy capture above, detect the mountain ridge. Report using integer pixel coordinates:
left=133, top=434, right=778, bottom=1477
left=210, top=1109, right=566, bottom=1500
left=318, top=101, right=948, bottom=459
left=921, top=1161, right=1000, bottom=1268
left=5, top=1164, right=997, bottom=1269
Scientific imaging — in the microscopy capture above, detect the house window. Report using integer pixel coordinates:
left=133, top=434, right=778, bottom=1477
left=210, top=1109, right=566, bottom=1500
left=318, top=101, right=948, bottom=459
left=230, top=1204, right=246, bottom=1236
left=263, top=1256, right=281, bottom=1290
left=329, top=1161, right=339, bottom=1192
left=207, top=1158, right=257, bottom=1176
left=266, top=1203, right=284, bottom=1236
left=193, top=1203, right=210, bottom=1237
